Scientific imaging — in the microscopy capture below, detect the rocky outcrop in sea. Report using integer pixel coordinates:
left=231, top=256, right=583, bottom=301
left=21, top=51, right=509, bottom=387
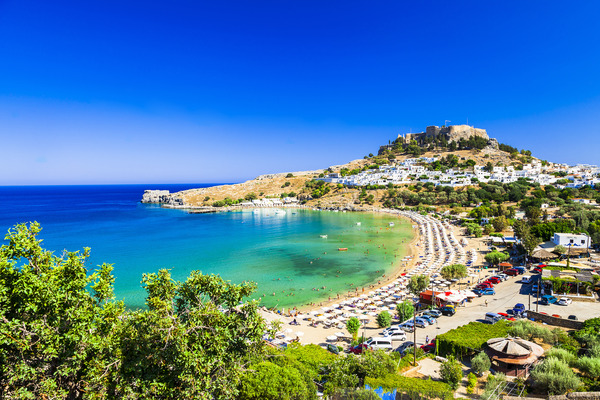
left=141, top=190, right=184, bottom=206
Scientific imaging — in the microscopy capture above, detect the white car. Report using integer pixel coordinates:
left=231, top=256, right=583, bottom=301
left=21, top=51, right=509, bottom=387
left=558, top=297, right=573, bottom=306
left=385, top=330, right=407, bottom=341
left=382, top=326, right=403, bottom=336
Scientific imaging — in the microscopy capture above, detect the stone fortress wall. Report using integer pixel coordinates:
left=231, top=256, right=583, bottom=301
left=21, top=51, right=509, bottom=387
left=400, top=125, right=489, bottom=144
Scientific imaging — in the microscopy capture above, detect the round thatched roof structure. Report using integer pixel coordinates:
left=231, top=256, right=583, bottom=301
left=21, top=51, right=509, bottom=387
left=486, top=337, right=544, bottom=366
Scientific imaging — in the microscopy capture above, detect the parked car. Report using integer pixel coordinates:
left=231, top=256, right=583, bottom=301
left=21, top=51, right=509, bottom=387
left=395, top=341, right=415, bottom=355
left=485, top=312, right=503, bottom=324
left=348, top=344, right=370, bottom=354
left=420, top=339, right=436, bottom=353
left=364, top=337, right=393, bottom=351
left=497, top=312, right=516, bottom=321
left=568, top=315, right=578, bottom=321
left=418, top=314, right=435, bottom=325
left=521, top=275, right=533, bottom=284
left=505, top=268, right=519, bottom=276
left=440, top=306, right=456, bottom=316
left=540, top=295, right=558, bottom=305
left=487, top=277, right=501, bottom=284
left=326, top=344, right=340, bottom=355
left=496, top=274, right=509, bottom=281
left=475, top=282, right=493, bottom=289
left=413, top=317, right=429, bottom=328
left=513, top=303, right=526, bottom=315
left=552, top=314, right=562, bottom=319
left=400, top=321, right=415, bottom=332
left=475, top=288, right=495, bottom=296
left=558, top=297, right=573, bottom=306
left=424, top=309, right=442, bottom=318
left=385, top=330, right=407, bottom=341
left=382, top=326, right=403, bottom=336
left=514, top=266, right=526, bottom=274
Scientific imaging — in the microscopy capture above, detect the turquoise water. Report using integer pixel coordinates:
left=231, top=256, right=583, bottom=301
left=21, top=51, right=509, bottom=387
left=0, top=185, right=413, bottom=309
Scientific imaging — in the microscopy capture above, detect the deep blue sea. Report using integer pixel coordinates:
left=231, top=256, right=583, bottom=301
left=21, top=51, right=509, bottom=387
left=0, top=185, right=413, bottom=309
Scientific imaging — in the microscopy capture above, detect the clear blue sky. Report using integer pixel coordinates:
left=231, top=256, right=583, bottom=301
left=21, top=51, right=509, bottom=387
left=1, top=1, right=599, bottom=185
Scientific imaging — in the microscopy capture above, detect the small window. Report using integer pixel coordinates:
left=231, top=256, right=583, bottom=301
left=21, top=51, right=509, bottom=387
left=570, top=239, right=574, bottom=244
left=582, top=240, right=585, bottom=244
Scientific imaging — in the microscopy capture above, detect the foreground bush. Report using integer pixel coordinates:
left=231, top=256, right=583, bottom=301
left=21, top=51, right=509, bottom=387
left=440, top=356, right=463, bottom=390
left=530, top=357, right=582, bottom=395
left=471, top=352, right=491, bottom=376
left=437, top=321, right=509, bottom=357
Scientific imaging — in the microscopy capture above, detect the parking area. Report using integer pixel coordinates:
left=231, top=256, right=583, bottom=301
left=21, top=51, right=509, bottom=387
left=362, top=273, right=600, bottom=349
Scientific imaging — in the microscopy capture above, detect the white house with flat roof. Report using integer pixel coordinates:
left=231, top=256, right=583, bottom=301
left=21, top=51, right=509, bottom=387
left=552, top=233, right=591, bottom=248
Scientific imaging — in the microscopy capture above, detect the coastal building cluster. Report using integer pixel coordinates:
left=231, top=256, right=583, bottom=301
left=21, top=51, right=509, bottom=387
left=318, top=158, right=600, bottom=189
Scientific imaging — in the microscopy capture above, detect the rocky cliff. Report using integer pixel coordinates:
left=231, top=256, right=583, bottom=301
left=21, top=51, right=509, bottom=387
left=141, top=190, right=184, bottom=206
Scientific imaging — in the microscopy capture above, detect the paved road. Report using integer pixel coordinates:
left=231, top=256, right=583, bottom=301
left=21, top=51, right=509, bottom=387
left=362, top=272, right=600, bottom=349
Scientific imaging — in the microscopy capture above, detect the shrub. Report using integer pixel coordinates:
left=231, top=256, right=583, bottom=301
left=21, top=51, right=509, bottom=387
left=508, top=320, right=557, bottom=343
left=346, top=317, right=361, bottom=341
left=544, top=348, right=577, bottom=365
left=396, top=300, right=414, bottom=322
left=471, top=352, right=491, bottom=376
left=331, top=388, right=378, bottom=400
left=376, top=311, right=392, bottom=328
left=480, top=373, right=506, bottom=400
left=466, top=372, right=477, bottom=394
left=573, top=357, right=600, bottom=379
left=365, top=375, right=453, bottom=400
left=440, top=356, right=463, bottom=390
left=286, top=173, right=294, bottom=178
left=530, top=357, right=582, bottom=395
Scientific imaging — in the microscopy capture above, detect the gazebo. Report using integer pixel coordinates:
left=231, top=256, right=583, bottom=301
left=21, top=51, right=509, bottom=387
left=485, top=337, right=544, bottom=377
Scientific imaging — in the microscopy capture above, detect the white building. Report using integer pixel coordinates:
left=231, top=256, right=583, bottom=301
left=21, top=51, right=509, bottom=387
left=552, top=233, right=592, bottom=248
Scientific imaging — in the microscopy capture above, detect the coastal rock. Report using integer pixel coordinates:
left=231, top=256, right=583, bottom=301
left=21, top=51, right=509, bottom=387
left=142, top=190, right=173, bottom=204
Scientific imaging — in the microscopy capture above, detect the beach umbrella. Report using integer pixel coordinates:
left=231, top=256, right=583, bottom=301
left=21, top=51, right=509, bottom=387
left=326, top=335, right=338, bottom=342
left=321, top=307, right=331, bottom=312
left=359, top=316, right=370, bottom=322
left=368, top=311, right=377, bottom=317
left=331, top=304, right=340, bottom=308
left=317, top=315, right=327, bottom=321
left=296, top=331, right=304, bottom=337
left=283, top=336, right=293, bottom=342
left=284, top=328, right=293, bottom=333
left=374, top=301, right=384, bottom=306
left=335, top=331, right=345, bottom=338
left=309, top=310, right=318, bottom=316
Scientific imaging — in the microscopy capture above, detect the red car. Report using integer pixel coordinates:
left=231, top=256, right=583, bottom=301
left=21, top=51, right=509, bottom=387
left=348, top=344, right=370, bottom=354
left=505, top=268, right=519, bottom=276
left=498, top=312, right=516, bottom=321
left=532, top=267, right=544, bottom=274
left=476, top=282, right=493, bottom=289
left=420, top=339, right=436, bottom=353
left=487, top=277, right=501, bottom=284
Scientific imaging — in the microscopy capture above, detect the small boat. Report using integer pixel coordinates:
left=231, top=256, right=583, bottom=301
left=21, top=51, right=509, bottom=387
left=356, top=222, right=361, bottom=226
left=338, top=248, right=348, bottom=251
left=275, top=209, right=286, bottom=215
left=389, top=222, right=395, bottom=227
left=320, top=235, right=328, bottom=239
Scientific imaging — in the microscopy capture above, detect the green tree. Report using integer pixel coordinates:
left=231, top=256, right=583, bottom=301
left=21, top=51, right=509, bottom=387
left=245, top=192, right=258, bottom=201
left=396, top=300, right=414, bottom=322
left=521, top=233, right=541, bottom=256
left=553, top=244, right=566, bottom=255
left=440, top=356, right=463, bottom=390
left=377, top=311, right=392, bottom=328
left=238, top=361, right=316, bottom=400
left=471, top=352, right=491, bottom=376
left=346, top=317, right=361, bottom=341
left=492, top=216, right=508, bottom=232
left=440, top=264, right=467, bottom=280
left=530, top=357, right=582, bottom=395
left=484, top=250, right=509, bottom=267
left=407, top=275, right=430, bottom=297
